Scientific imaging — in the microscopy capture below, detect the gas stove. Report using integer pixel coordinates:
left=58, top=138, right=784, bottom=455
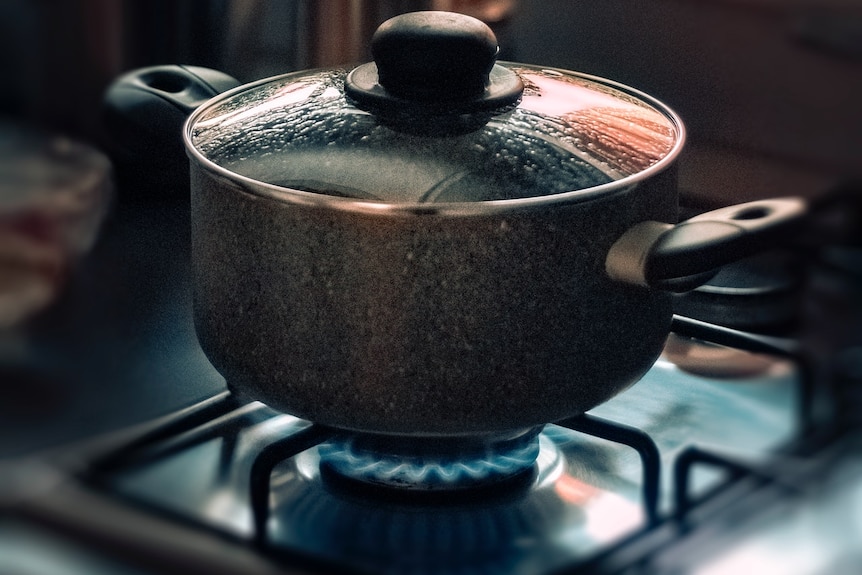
left=4, top=302, right=859, bottom=575
left=3, top=1, right=861, bottom=572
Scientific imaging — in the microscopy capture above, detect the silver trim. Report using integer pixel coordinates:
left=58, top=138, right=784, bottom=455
left=605, top=221, right=674, bottom=287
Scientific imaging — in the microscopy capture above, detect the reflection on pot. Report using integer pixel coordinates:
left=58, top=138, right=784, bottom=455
left=517, top=69, right=677, bottom=178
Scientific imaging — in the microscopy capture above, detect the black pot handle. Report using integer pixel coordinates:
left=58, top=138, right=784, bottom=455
left=103, top=65, right=241, bottom=166
left=606, top=197, right=809, bottom=292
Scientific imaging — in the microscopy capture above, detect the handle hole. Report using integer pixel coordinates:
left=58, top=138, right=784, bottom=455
left=141, top=71, right=191, bottom=94
left=732, top=206, right=772, bottom=220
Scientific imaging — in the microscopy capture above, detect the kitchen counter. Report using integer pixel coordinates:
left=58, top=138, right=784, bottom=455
left=0, top=195, right=224, bottom=458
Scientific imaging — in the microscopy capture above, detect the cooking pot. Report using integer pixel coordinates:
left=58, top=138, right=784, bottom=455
left=104, top=11, right=808, bottom=437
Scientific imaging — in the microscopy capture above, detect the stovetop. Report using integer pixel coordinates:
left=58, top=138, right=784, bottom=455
left=0, top=319, right=811, bottom=575
left=108, top=353, right=797, bottom=574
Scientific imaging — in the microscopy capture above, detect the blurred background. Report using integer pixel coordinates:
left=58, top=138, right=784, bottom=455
left=3, top=0, right=861, bottom=202
left=0, top=0, right=860, bottom=456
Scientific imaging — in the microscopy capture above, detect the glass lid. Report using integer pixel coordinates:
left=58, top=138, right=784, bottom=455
left=187, top=12, right=682, bottom=205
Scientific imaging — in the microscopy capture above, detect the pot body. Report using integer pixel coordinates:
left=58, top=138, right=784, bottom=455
left=191, top=162, right=678, bottom=436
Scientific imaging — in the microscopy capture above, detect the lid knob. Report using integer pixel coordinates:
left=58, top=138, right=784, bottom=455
left=345, top=11, right=523, bottom=132
left=372, top=11, right=498, bottom=102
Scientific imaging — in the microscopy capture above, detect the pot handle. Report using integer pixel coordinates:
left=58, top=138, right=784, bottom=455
left=103, top=65, right=241, bottom=164
left=606, top=197, right=808, bottom=292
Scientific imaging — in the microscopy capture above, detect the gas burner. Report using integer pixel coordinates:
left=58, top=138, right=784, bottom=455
left=317, top=427, right=543, bottom=491
left=268, top=430, right=572, bottom=573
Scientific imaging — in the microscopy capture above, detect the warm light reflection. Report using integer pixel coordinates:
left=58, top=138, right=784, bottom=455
left=555, top=473, right=644, bottom=543
left=582, top=491, right=643, bottom=543
left=194, top=81, right=322, bottom=130
left=516, top=69, right=676, bottom=175
left=519, top=72, right=629, bottom=116
left=554, top=474, right=601, bottom=505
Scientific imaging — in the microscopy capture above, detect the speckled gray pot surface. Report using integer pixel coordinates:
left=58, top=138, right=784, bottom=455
left=191, top=163, right=678, bottom=436
left=104, top=15, right=805, bottom=439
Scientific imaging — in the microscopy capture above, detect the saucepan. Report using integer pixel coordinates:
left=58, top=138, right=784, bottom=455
left=104, top=11, right=810, bottom=437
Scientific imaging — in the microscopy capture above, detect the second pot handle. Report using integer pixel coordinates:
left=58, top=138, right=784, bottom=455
left=606, top=197, right=808, bottom=292
left=103, top=65, right=241, bottom=165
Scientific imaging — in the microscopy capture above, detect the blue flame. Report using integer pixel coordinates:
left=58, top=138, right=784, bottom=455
left=318, top=432, right=541, bottom=490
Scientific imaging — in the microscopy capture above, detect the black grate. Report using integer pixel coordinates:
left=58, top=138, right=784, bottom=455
left=13, top=313, right=831, bottom=575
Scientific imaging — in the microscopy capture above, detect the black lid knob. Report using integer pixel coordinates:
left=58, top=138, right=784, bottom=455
left=372, top=11, right=498, bottom=102
left=345, top=11, right=523, bottom=131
